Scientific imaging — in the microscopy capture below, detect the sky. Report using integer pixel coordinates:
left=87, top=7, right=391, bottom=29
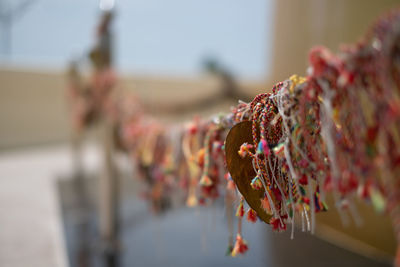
left=0, top=0, right=275, bottom=80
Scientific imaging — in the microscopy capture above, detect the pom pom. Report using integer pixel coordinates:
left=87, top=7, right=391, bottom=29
left=199, top=174, right=213, bottom=186
left=246, top=208, right=257, bottom=223
left=231, top=234, right=248, bottom=257
left=236, top=201, right=245, bottom=217
left=238, top=143, right=253, bottom=158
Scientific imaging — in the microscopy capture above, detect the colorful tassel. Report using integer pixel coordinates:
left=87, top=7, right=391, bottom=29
left=236, top=200, right=245, bottom=217
left=246, top=208, right=257, bottom=223
left=272, top=142, right=285, bottom=158
left=261, top=195, right=273, bottom=215
left=270, top=216, right=287, bottom=232
left=186, top=194, right=198, bottom=207
left=199, top=174, right=213, bottom=186
left=250, top=176, right=262, bottom=190
left=231, top=234, right=248, bottom=257
left=257, top=139, right=270, bottom=157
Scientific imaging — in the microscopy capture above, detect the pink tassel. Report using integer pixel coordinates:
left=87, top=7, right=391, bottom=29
left=261, top=195, right=273, bottom=215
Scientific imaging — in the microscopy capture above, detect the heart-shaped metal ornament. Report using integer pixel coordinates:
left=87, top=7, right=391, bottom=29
left=225, top=121, right=271, bottom=223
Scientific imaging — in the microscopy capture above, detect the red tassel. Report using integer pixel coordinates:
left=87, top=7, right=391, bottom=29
left=270, top=217, right=287, bottom=232
left=231, top=234, right=248, bottom=257
left=302, top=197, right=310, bottom=205
left=246, top=208, right=257, bottom=223
left=270, top=217, right=280, bottom=231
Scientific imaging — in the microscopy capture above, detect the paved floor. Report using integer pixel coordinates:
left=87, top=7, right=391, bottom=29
left=0, top=144, right=101, bottom=267
left=58, top=154, right=391, bottom=267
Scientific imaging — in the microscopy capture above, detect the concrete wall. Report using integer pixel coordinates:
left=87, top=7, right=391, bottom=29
left=0, top=67, right=266, bottom=149
left=270, top=0, right=399, bottom=82
left=0, top=69, right=69, bottom=149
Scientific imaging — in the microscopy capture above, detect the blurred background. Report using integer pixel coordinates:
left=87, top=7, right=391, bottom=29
left=0, top=0, right=399, bottom=267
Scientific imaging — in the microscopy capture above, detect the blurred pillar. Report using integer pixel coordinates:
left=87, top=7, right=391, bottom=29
left=92, top=10, right=119, bottom=267
left=98, top=118, right=119, bottom=267
left=270, top=0, right=399, bottom=82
